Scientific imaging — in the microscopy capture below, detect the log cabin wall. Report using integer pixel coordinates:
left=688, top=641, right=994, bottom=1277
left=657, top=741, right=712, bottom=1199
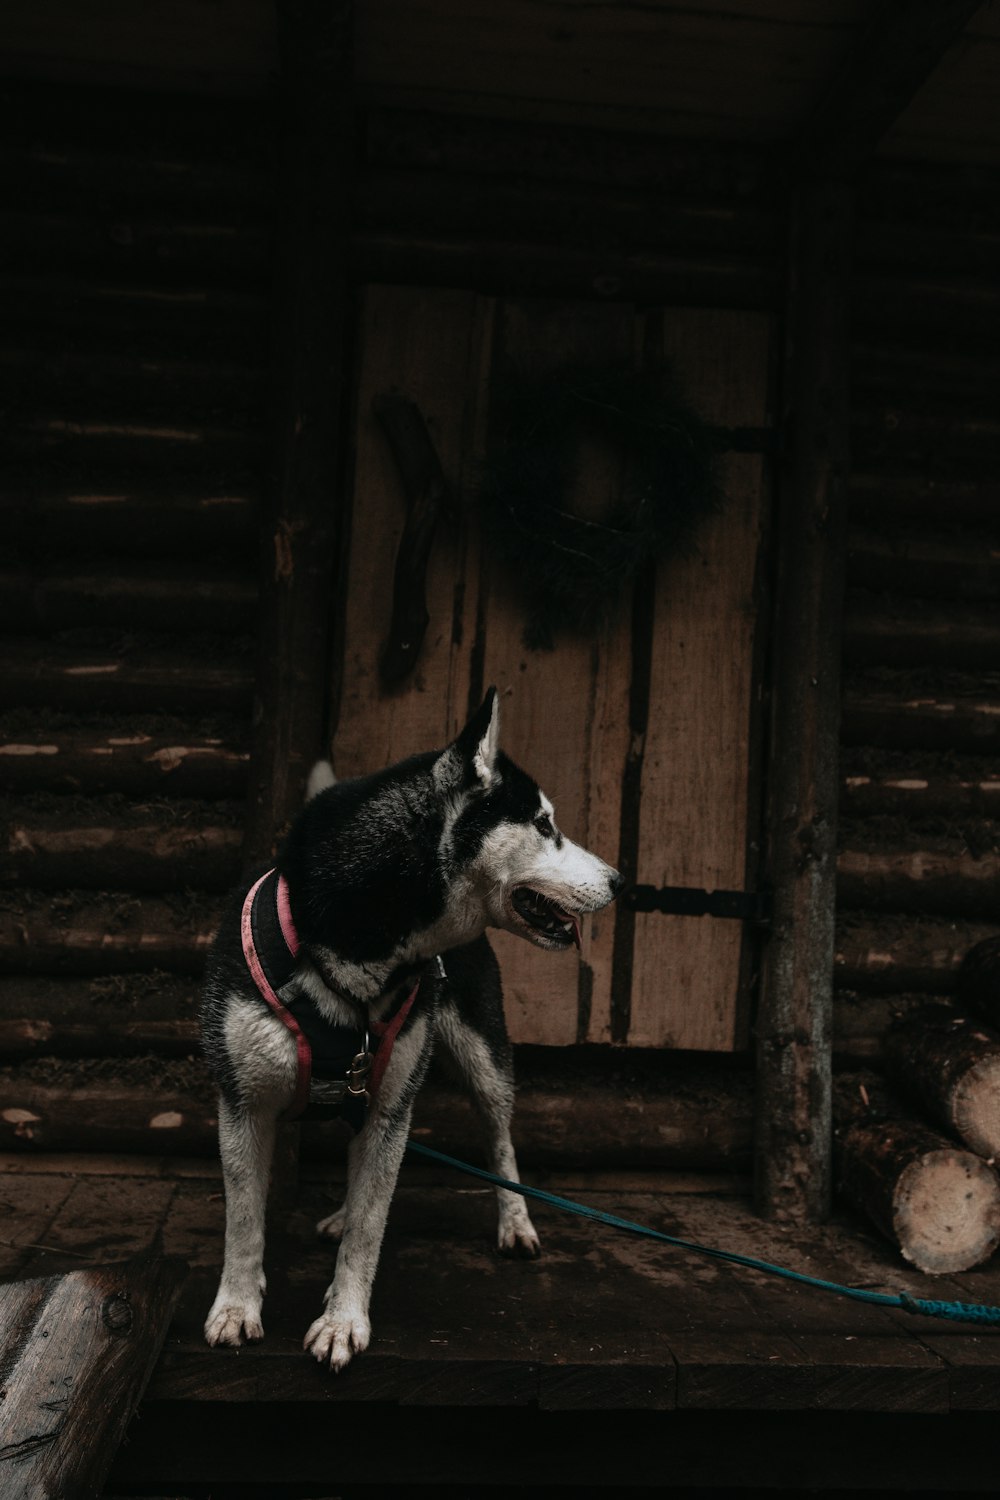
left=0, top=2, right=996, bottom=1179
left=0, top=79, right=271, bottom=1151
left=836, top=156, right=1000, bottom=1066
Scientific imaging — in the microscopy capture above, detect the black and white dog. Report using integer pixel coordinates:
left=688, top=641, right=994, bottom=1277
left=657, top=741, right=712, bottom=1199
left=200, top=688, right=622, bottom=1370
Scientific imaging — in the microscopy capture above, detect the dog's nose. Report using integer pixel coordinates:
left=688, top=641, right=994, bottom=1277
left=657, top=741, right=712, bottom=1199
left=608, top=870, right=625, bottom=897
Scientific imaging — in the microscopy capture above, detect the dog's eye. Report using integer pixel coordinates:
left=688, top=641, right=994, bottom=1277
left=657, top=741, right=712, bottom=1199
left=534, top=814, right=554, bottom=838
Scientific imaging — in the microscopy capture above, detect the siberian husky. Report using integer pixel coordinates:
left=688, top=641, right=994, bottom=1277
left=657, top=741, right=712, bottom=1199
left=200, top=688, right=622, bottom=1371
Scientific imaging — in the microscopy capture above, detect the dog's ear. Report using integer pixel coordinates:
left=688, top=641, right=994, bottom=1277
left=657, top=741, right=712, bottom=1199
left=449, top=687, right=500, bottom=791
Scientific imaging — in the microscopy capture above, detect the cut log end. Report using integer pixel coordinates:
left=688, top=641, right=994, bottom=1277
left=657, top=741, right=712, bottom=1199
left=895, top=1149, right=1000, bottom=1275
left=836, top=1096, right=1000, bottom=1276
left=884, top=1004, right=1000, bottom=1160
left=953, top=1054, right=1000, bottom=1163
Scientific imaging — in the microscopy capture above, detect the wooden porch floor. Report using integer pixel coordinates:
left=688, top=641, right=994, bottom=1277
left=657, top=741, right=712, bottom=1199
left=4, top=1150, right=1000, bottom=1492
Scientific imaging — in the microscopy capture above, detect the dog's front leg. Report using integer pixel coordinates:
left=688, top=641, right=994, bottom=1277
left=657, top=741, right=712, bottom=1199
left=205, top=1096, right=276, bottom=1346
left=436, top=1002, right=540, bottom=1257
left=468, top=1072, right=541, bottom=1259
left=304, top=1102, right=412, bottom=1371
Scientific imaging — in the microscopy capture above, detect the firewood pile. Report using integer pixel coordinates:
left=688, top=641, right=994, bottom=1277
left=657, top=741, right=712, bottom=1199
left=835, top=936, right=1000, bottom=1273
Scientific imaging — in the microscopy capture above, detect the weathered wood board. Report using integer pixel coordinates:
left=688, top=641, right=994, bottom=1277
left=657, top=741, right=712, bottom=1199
left=0, top=1251, right=186, bottom=1499
left=478, top=299, right=633, bottom=1046
left=334, top=283, right=487, bottom=769
left=333, top=290, right=771, bottom=1051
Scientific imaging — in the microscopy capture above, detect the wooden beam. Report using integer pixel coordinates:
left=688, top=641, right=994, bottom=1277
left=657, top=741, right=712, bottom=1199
left=0, top=1063, right=754, bottom=1170
left=754, top=179, right=853, bottom=1223
left=0, top=892, right=218, bottom=975
left=791, top=0, right=985, bottom=175
left=836, top=914, right=999, bottom=996
left=0, top=725, right=248, bottom=800
left=241, top=0, right=355, bottom=867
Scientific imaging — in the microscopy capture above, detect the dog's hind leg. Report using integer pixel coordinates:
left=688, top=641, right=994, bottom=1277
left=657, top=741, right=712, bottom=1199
left=204, top=1096, right=276, bottom=1346
left=434, top=938, right=540, bottom=1257
left=316, top=1202, right=346, bottom=1240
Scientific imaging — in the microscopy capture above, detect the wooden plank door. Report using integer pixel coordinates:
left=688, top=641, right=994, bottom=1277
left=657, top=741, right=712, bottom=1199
left=332, top=287, right=771, bottom=1052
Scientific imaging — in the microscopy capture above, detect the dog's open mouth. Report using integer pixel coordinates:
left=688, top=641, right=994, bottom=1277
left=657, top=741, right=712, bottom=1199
left=511, top=887, right=582, bottom=949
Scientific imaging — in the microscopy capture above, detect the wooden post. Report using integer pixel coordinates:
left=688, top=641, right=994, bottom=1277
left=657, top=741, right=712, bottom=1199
left=754, top=177, right=853, bottom=1223
left=242, top=0, right=355, bottom=869
left=241, top=1, right=355, bottom=1209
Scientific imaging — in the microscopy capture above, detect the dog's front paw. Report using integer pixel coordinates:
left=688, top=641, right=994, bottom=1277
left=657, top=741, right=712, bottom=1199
left=498, top=1213, right=541, bottom=1259
left=316, top=1205, right=346, bottom=1241
left=303, top=1307, right=370, bottom=1371
left=204, top=1299, right=264, bottom=1347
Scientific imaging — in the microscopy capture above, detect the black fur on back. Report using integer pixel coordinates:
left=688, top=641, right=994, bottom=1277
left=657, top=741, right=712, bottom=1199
left=281, top=752, right=446, bottom=963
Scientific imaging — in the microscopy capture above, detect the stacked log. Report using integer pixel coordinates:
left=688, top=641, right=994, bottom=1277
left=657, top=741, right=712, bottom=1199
left=834, top=1074, right=1000, bottom=1274
left=884, top=1003, right=1000, bottom=1163
left=836, top=940, right=1000, bottom=1272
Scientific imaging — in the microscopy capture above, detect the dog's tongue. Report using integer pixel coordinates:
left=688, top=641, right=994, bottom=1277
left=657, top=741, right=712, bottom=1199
left=544, top=897, right=582, bottom=951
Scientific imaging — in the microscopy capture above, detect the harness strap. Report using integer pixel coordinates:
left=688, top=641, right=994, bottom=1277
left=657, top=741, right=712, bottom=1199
left=371, top=982, right=420, bottom=1096
left=241, top=869, right=312, bottom=1119
left=240, top=867, right=422, bottom=1123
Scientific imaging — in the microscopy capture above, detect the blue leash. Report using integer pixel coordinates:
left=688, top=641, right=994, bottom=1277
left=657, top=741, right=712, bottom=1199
left=407, top=1141, right=1000, bottom=1328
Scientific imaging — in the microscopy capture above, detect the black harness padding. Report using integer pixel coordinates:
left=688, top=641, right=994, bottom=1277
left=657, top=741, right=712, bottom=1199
left=244, top=867, right=422, bottom=1125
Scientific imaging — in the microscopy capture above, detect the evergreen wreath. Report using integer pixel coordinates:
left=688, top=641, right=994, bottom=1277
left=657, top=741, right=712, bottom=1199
left=479, top=362, right=726, bottom=648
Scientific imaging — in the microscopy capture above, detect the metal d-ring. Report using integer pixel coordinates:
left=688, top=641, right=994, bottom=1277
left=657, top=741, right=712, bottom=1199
left=347, top=1028, right=373, bottom=1100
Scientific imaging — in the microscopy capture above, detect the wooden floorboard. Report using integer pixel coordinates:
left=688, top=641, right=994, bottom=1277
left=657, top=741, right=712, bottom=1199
left=0, top=1168, right=77, bottom=1279
left=4, top=1153, right=1000, bottom=1429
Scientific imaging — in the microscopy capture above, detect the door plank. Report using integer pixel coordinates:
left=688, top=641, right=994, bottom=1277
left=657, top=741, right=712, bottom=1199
left=629, top=308, right=771, bottom=1050
left=480, top=299, right=634, bottom=1045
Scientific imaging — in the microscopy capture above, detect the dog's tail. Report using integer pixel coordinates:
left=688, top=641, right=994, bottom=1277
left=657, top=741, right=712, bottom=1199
left=306, top=759, right=336, bottom=801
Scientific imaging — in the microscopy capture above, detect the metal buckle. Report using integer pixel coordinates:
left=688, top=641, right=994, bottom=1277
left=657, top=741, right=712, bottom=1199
left=346, top=1028, right=373, bottom=1103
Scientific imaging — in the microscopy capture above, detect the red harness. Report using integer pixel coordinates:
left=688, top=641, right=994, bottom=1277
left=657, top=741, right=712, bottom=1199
left=240, top=868, right=420, bottom=1122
